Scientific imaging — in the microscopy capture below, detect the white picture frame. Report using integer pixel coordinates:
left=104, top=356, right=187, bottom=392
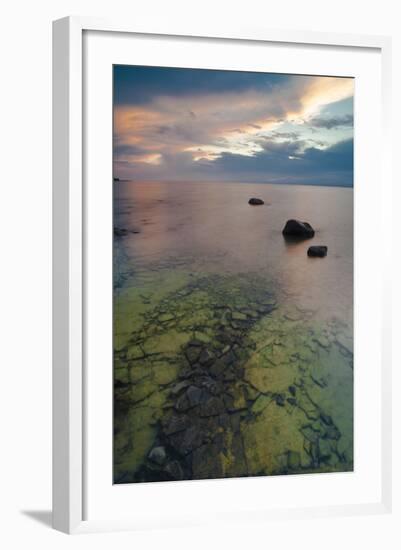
left=52, top=16, right=392, bottom=534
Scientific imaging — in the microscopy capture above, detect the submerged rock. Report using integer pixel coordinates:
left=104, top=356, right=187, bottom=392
left=275, top=394, right=286, bottom=407
left=170, top=380, right=191, bottom=396
left=307, top=245, right=328, bottom=257
left=248, top=197, right=264, bottom=205
left=198, top=348, right=215, bottom=366
left=164, top=460, right=184, bottom=480
left=186, top=385, right=204, bottom=407
left=163, top=413, right=190, bottom=435
left=148, top=446, right=167, bottom=465
left=282, top=219, right=315, bottom=238
left=169, top=425, right=205, bottom=455
left=185, top=346, right=201, bottom=365
left=200, top=396, right=225, bottom=417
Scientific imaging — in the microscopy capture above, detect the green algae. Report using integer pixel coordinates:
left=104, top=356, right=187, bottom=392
left=114, top=269, right=191, bottom=351
left=113, top=268, right=353, bottom=483
left=243, top=403, right=308, bottom=474
left=153, top=364, right=179, bottom=386
left=252, top=394, right=272, bottom=415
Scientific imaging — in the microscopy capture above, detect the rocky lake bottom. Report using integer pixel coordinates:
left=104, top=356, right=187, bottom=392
left=113, top=267, right=353, bottom=484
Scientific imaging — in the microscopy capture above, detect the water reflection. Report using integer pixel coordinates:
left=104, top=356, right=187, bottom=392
left=114, top=181, right=353, bottom=326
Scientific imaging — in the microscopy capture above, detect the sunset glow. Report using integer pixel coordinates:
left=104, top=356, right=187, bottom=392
left=114, top=66, right=354, bottom=186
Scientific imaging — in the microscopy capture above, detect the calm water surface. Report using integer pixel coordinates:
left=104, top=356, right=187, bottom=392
left=113, top=181, right=353, bottom=483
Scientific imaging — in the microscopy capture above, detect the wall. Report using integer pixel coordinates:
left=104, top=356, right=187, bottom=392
left=0, top=1, right=399, bottom=548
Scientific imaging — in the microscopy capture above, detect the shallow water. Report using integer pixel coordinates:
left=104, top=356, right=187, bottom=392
left=113, top=181, right=353, bottom=483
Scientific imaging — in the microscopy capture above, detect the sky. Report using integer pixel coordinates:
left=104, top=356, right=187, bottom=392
left=113, top=65, right=354, bottom=186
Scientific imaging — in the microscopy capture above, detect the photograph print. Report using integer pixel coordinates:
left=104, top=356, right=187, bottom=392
left=113, top=65, right=353, bottom=483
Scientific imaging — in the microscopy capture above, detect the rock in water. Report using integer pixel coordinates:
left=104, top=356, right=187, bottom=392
left=282, top=219, right=315, bottom=238
left=307, top=245, right=328, bottom=257
left=114, top=227, right=129, bottom=237
left=248, top=198, right=264, bottom=205
left=114, top=226, right=140, bottom=237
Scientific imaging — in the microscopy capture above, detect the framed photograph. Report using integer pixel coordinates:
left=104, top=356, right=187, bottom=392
left=52, top=17, right=392, bottom=534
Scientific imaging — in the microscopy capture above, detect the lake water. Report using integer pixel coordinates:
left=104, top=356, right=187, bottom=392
left=113, top=181, right=353, bottom=483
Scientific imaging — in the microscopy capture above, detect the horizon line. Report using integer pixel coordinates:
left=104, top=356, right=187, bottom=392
left=113, top=179, right=353, bottom=188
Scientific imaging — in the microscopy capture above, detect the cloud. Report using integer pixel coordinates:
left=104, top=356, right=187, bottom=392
left=115, top=138, right=353, bottom=186
left=113, top=68, right=353, bottom=185
left=203, top=138, right=353, bottom=185
left=308, top=113, right=354, bottom=129
left=115, top=76, right=352, bottom=158
left=266, top=131, right=300, bottom=141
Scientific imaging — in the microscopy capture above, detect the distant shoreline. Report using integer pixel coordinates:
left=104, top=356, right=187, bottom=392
left=113, top=179, right=353, bottom=189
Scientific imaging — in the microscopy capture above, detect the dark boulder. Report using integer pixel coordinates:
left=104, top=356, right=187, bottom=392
left=248, top=198, right=264, bottom=205
left=282, top=219, right=315, bottom=238
left=307, top=245, right=328, bottom=257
